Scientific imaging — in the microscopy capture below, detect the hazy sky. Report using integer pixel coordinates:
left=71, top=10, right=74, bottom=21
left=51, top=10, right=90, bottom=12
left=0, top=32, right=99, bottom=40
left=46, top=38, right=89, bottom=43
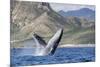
left=50, top=3, right=95, bottom=12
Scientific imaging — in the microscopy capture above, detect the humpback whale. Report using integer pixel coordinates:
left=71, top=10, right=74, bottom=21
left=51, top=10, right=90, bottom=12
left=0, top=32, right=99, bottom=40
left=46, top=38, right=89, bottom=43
left=32, top=28, right=63, bottom=56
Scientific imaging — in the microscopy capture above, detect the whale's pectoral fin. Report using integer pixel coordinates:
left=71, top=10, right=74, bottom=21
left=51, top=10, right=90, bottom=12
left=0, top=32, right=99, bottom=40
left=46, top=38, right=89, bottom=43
left=46, top=28, right=63, bottom=55
left=32, top=34, right=47, bottom=47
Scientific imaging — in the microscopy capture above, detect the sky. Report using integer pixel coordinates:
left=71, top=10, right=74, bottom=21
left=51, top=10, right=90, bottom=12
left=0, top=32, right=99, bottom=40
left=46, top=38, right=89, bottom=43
left=50, top=3, right=95, bottom=12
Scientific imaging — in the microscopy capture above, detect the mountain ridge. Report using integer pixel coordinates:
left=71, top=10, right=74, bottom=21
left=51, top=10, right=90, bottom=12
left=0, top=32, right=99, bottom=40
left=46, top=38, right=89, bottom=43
left=58, top=8, right=95, bottom=21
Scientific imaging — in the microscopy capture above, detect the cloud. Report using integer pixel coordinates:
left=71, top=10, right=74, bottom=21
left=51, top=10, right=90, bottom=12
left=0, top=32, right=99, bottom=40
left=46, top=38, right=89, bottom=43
left=50, top=3, right=95, bottom=12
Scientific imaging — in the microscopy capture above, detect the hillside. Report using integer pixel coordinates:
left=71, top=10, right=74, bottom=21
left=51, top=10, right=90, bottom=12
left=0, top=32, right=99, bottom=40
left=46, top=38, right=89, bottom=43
left=10, top=0, right=95, bottom=48
left=10, top=0, right=68, bottom=40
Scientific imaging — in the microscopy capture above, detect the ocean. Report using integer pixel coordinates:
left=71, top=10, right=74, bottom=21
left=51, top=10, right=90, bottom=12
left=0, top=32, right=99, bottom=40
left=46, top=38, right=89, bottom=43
left=10, top=47, right=95, bottom=66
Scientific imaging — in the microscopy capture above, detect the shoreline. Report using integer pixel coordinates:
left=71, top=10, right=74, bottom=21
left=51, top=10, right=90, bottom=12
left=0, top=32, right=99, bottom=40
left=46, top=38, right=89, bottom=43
left=11, top=44, right=95, bottom=48
left=59, top=44, right=95, bottom=48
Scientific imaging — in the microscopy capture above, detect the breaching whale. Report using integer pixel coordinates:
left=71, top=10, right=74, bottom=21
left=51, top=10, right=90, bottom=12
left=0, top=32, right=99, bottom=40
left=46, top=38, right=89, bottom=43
left=32, top=28, right=63, bottom=56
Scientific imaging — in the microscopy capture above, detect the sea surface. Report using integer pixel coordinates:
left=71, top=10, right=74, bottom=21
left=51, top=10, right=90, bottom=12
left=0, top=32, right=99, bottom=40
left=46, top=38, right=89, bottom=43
left=10, top=47, right=95, bottom=66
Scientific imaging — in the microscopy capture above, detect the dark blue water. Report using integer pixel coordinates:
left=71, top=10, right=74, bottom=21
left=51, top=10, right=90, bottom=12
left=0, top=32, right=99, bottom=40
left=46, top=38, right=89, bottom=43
left=10, top=47, right=95, bottom=66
